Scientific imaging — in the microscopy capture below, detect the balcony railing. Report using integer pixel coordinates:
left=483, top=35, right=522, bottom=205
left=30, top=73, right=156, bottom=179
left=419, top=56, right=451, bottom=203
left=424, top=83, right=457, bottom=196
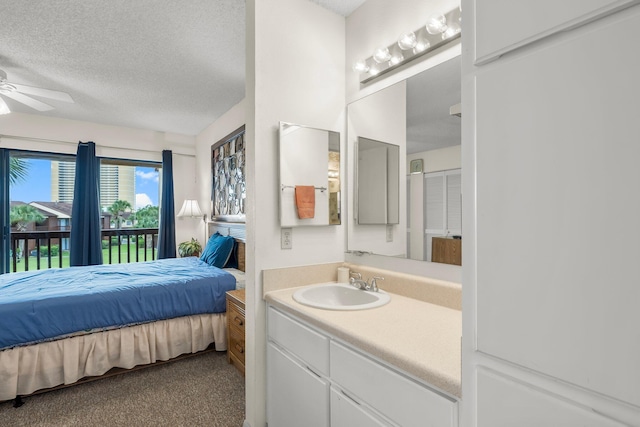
left=9, top=228, right=159, bottom=273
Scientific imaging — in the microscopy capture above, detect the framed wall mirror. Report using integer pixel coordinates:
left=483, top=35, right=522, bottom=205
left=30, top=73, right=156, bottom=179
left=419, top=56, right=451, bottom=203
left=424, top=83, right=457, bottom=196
left=279, top=122, right=341, bottom=227
left=347, top=55, right=461, bottom=265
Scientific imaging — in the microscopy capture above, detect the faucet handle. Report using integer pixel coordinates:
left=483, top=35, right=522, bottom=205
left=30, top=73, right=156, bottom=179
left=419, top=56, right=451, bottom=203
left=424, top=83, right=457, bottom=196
left=350, top=271, right=362, bottom=279
left=370, top=276, right=384, bottom=292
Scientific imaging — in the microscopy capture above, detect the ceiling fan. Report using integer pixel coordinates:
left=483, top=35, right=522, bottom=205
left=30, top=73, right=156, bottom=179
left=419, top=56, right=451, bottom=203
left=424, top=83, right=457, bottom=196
left=0, top=69, right=74, bottom=114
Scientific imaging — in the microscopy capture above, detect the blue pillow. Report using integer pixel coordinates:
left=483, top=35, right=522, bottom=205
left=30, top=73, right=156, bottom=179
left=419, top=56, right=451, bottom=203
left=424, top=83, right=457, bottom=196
left=200, top=233, right=235, bottom=268
left=224, top=241, right=239, bottom=269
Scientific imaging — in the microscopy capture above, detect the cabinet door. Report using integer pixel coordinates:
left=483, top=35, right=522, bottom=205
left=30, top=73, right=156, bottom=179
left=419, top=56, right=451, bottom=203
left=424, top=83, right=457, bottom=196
left=475, top=0, right=637, bottom=63
left=331, top=387, right=391, bottom=427
left=476, top=6, right=640, bottom=407
left=330, top=341, right=457, bottom=427
left=267, top=342, right=330, bottom=427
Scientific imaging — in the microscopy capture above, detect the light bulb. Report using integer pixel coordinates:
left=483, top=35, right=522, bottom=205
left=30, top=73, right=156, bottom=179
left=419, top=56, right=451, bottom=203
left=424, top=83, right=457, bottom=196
left=353, top=59, right=369, bottom=73
left=397, top=32, right=417, bottom=50
left=441, top=22, right=461, bottom=40
left=414, top=39, right=431, bottom=53
left=372, top=47, right=391, bottom=63
left=369, top=66, right=380, bottom=76
left=389, top=53, right=404, bottom=65
left=426, top=14, right=447, bottom=34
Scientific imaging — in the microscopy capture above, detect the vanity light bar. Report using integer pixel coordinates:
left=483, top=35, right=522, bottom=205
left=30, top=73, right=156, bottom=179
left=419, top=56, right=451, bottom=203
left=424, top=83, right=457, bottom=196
left=356, top=7, right=461, bottom=84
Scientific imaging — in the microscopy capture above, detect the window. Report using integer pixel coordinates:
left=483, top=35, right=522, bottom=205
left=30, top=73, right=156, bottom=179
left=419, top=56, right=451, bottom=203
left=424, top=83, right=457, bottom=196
left=2, top=149, right=162, bottom=273
left=6, top=151, right=75, bottom=273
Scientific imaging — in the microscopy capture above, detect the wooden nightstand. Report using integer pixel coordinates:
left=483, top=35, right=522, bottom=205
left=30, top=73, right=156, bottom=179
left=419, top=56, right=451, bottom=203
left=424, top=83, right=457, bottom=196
left=226, top=289, right=245, bottom=376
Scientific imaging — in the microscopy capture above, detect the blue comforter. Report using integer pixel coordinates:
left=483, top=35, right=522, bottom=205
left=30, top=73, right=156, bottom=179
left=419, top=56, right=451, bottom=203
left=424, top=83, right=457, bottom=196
left=0, top=257, right=236, bottom=349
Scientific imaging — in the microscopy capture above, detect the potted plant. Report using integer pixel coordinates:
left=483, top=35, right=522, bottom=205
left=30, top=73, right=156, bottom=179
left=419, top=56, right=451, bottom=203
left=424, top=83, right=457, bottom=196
left=178, top=238, right=202, bottom=258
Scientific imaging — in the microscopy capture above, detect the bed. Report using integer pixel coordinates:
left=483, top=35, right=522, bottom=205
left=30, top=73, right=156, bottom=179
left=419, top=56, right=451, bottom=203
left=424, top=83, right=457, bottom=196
left=0, top=232, right=246, bottom=403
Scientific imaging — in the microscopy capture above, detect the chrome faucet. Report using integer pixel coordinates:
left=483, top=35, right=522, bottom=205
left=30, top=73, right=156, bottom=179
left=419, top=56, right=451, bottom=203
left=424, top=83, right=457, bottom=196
left=349, top=272, right=368, bottom=290
left=349, top=272, right=384, bottom=292
left=368, top=276, right=384, bottom=292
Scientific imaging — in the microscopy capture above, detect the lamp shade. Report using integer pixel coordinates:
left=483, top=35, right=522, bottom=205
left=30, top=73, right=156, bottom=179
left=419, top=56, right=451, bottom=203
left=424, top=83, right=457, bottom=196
left=177, top=199, right=204, bottom=218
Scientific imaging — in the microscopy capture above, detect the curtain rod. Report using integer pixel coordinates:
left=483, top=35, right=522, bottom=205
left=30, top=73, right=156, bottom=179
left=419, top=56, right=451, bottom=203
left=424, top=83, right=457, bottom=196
left=0, top=134, right=196, bottom=157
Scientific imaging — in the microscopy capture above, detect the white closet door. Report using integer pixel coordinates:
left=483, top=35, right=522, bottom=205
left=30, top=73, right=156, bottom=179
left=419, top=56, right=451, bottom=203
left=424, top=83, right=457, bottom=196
left=425, top=173, right=445, bottom=231
left=446, top=170, right=462, bottom=234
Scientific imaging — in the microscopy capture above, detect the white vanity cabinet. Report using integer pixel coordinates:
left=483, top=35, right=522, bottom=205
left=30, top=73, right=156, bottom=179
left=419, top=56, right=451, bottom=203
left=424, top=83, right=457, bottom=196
left=330, top=387, right=389, bottom=427
left=266, top=305, right=458, bottom=427
left=267, top=306, right=330, bottom=427
left=267, top=343, right=330, bottom=427
left=331, top=341, right=457, bottom=427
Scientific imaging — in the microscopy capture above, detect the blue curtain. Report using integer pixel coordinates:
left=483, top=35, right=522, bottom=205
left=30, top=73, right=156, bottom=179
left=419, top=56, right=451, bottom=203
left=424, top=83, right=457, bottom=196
left=0, top=149, right=9, bottom=274
left=157, top=150, right=176, bottom=259
left=70, top=141, right=103, bottom=266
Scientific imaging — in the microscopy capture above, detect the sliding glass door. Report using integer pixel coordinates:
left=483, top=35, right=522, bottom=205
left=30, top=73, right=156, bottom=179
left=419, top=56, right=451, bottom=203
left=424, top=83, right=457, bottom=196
left=1, top=149, right=161, bottom=274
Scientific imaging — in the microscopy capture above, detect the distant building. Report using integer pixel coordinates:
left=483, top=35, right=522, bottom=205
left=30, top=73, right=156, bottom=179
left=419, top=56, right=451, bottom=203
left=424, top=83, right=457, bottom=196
left=10, top=201, right=113, bottom=252
left=51, top=161, right=136, bottom=209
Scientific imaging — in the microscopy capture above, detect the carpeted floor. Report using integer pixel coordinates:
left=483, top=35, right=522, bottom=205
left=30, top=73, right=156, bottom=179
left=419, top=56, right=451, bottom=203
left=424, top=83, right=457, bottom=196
left=0, top=350, right=245, bottom=427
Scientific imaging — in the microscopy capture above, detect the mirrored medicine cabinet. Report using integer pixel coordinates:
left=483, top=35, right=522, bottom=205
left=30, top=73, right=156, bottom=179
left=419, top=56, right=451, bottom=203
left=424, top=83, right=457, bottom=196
left=356, top=137, right=399, bottom=225
left=279, top=121, right=341, bottom=227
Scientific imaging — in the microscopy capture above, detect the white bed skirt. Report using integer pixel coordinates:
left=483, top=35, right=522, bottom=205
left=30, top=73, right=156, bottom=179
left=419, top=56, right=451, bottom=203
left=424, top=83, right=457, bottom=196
left=0, top=313, right=226, bottom=401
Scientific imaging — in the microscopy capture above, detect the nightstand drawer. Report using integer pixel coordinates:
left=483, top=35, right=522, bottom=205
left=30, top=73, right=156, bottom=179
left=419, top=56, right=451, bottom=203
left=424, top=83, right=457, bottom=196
left=228, top=325, right=245, bottom=359
left=227, top=302, right=245, bottom=333
left=226, top=289, right=246, bottom=376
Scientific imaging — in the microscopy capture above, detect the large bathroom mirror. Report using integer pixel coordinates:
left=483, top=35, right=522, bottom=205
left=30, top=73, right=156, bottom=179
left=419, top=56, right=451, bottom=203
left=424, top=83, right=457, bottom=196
left=279, top=121, right=341, bottom=227
left=347, top=55, right=461, bottom=265
left=356, top=137, right=399, bottom=225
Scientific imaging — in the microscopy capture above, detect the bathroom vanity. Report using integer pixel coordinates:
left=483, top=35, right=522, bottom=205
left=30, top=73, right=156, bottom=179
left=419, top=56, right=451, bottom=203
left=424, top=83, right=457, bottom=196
left=264, top=284, right=461, bottom=427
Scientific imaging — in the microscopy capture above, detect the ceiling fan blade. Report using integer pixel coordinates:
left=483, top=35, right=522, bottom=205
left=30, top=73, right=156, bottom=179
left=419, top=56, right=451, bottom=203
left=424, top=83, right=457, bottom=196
left=0, top=96, right=10, bottom=114
left=12, top=83, right=74, bottom=103
left=1, top=91, right=55, bottom=111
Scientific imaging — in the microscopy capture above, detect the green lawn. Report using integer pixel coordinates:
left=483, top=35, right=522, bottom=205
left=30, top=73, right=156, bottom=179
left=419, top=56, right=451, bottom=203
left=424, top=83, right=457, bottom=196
left=10, top=245, right=157, bottom=273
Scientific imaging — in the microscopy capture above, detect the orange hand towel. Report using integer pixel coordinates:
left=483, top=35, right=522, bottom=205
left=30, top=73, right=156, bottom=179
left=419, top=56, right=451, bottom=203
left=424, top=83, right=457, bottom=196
left=295, top=186, right=316, bottom=219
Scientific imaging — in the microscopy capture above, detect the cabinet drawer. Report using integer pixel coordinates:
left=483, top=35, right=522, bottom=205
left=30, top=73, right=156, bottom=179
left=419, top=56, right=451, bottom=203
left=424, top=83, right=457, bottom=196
left=227, top=302, right=245, bottom=333
left=330, top=341, right=457, bottom=427
left=228, top=326, right=245, bottom=361
left=267, top=307, right=329, bottom=376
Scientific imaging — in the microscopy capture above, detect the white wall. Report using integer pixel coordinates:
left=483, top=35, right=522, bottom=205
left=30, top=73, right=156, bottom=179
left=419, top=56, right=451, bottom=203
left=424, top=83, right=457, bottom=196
left=0, top=112, right=197, bottom=247
left=407, top=144, right=461, bottom=173
left=245, top=0, right=346, bottom=425
left=345, top=0, right=461, bottom=282
left=195, top=99, right=246, bottom=243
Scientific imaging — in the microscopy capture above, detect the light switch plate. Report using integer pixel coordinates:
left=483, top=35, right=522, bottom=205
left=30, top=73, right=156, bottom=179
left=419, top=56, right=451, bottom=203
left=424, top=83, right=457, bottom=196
left=281, top=228, right=292, bottom=249
left=386, top=224, right=393, bottom=242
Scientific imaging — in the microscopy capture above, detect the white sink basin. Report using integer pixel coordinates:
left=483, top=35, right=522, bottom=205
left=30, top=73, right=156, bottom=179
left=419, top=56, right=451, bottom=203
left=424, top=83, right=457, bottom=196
left=292, top=282, right=391, bottom=311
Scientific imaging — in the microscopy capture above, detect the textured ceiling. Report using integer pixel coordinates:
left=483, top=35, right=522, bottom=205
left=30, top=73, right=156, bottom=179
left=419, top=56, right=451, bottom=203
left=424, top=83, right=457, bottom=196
left=0, top=0, right=246, bottom=136
left=0, top=1, right=365, bottom=137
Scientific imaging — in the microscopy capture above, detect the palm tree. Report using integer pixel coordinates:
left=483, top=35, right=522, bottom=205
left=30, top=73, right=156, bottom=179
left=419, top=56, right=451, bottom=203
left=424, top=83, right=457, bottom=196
left=9, top=158, right=29, bottom=185
left=134, top=205, right=159, bottom=228
left=107, top=200, right=133, bottom=229
left=10, top=204, right=46, bottom=231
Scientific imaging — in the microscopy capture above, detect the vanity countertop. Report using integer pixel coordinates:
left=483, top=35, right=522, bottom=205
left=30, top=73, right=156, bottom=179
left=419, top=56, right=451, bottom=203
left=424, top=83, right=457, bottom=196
left=264, top=285, right=461, bottom=398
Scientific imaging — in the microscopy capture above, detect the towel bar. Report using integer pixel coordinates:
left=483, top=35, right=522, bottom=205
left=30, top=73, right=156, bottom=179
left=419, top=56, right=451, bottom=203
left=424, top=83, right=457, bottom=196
left=281, top=184, right=326, bottom=192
